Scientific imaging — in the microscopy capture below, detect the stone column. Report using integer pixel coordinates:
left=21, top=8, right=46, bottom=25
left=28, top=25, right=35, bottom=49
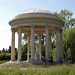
left=60, top=30, right=63, bottom=59
left=56, top=28, right=60, bottom=61
left=11, top=29, right=15, bottom=61
left=31, top=26, right=35, bottom=61
left=45, top=26, right=49, bottom=60
left=27, top=33, right=30, bottom=61
left=39, top=34, right=41, bottom=60
left=49, top=34, right=52, bottom=53
left=17, top=27, right=22, bottom=61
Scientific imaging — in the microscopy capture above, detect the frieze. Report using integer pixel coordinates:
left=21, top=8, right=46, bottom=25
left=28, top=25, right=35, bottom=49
left=11, top=20, right=62, bottom=27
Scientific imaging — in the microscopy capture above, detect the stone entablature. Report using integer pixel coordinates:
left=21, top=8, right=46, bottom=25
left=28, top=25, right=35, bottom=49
left=9, top=17, right=64, bottom=26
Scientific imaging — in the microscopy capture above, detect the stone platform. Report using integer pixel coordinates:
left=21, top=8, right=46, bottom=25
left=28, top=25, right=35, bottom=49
left=0, top=61, right=45, bottom=68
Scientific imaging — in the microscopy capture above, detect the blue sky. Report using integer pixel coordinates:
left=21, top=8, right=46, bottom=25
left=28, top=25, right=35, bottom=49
left=0, top=0, right=75, bottom=50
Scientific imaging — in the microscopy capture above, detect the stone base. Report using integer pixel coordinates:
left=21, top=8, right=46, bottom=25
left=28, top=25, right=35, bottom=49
left=10, top=59, right=15, bottom=61
left=55, top=58, right=64, bottom=64
left=34, top=53, right=40, bottom=61
left=0, top=61, right=43, bottom=68
left=17, top=59, right=22, bottom=62
left=29, top=60, right=43, bottom=65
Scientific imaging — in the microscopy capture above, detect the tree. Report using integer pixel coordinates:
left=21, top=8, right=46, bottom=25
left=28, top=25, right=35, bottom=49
left=0, top=50, right=1, bottom=54
left=52, top=48, right=56, bottom=61
left=8, top=46, right=11, bottom=53
left=68, top=18, right=75, bottom=28
left=2, top=48, right=5, bottom=53
left=54, top=9, right=75, bottom=62
left=54, top=9, right=73, bottom=28
left=63, top=28, right=75, bottom=62
left=41, top=45, right=45, bottom=56
left=5, top=48, right=8, bottom=53
left=68, top=28, right=75, bottom=62
left=67, top=48, right=72, bottom=61
left=21, top=44, right=27, bottom=61
left=41, top=34, right=45, bottom=45
left=63, top=29, right=69, bottom=56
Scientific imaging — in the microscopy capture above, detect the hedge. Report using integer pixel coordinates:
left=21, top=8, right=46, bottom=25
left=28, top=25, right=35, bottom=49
left=0, top=53, right=11, bottom=60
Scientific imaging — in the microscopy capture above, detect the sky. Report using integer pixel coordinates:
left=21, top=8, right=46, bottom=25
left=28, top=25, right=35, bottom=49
left=0, top=0, right=75, bottom=50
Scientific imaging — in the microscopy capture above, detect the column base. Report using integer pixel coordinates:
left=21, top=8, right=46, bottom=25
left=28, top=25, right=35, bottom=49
left=29, top=60, right=43, bottom=65
left=26, top=60, right=30, bottom=62
left=10, top=59, right=15, bottom=61
left=56, top=57, right=64, bottom=64
left=17, top=59, right=21, bottom=62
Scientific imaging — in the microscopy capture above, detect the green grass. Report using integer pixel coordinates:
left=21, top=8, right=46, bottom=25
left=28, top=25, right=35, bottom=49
left=0, top=64, right=75, bottom=75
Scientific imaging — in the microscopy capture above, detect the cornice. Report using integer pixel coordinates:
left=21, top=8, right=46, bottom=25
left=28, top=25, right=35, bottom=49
left=9, top=17, right=64, bottom=26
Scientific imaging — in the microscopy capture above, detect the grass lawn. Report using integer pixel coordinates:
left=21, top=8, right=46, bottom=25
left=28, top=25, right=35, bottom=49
left=0, top=64, right=75, bottom=75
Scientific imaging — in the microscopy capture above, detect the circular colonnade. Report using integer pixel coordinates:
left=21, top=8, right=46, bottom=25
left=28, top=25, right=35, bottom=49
left=9, top=8, right=64, bottom=62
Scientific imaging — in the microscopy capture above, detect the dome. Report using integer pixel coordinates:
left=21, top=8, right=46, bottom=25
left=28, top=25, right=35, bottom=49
left=13, top=8, right=60, bottom=20
left=21, top=8, right=53, bottom=14
left=9, top=8, right=64, bottom=26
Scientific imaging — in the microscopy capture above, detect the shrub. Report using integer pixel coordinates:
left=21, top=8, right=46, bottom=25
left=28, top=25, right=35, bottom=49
left=5, top=54, right=11, bottom=60
left=0, top=53, right=6, bottom=60
left=0, top=53, right=11, bottom=60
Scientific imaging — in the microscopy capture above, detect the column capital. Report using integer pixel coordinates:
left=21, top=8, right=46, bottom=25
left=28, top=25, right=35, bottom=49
left=49, top=33, right=52, bottom=35
left=18, top=26, right=22, bottom=34
left=27, top=33, right=31, bottom=36
left=38, top=34, right=42, bottom=37
left=18, top=26, right=21, bottom=30
left=11, top=28, right=15, bottom=32
left=59, top=29, right=63, bottom=33
left=31, top=25, right=35, bottom=28
left=56, top=27, right=60, bottom=30
left=46, top=26, right=49, bottom=28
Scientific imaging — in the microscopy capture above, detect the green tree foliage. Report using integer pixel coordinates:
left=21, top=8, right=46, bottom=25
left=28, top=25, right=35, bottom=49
left=54, top=9, right=73, bottom=28
left=63, top=28, right=75, bottom=62
left=0, top=50, right=1, bottom=54
left=2, top=48, right=5, bottom=53
left=68, top=18, right=75, bottom=28
left=23, top=33, right=28, bottom=42
left=8, top=46, right=11, bottom=53
left=41, top=34, right=45, bottom=45
left=21, top=44, right=27, bottom=61
left=52, top=48, right=56, bottom=61
left=54, top=9, right=75, bottom=62
left=52, top=41, right=56, bottom=49
left=0, top=53, right=11, bottom=60
left=41, top=45, right=45, bottom=56
left=68, top=28, right=75, bottom=62
left=63, top=29, right=69, bottom=56
left=67, top=48, right=72, bottom=61
left=15, top=49, right=18, bottom=60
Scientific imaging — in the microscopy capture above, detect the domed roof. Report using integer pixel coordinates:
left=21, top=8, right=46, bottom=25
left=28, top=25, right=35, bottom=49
left=13, top=8, right=60, bottom=20
left=9, top=8, right=64, bottom=26
left=20, top=8, right=53, bottom=14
